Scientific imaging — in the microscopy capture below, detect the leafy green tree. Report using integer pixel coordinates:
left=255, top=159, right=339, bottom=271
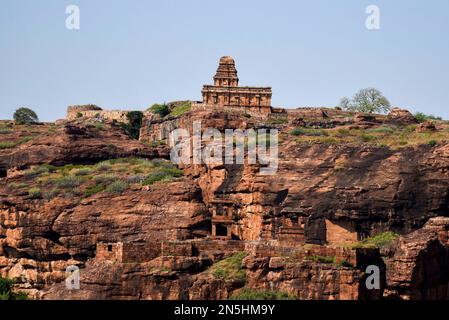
left=13, top=107, right=39, bottom=124
left=148, top=103, right=169, bottom=117
left=340, top=88, right=391, bottom=114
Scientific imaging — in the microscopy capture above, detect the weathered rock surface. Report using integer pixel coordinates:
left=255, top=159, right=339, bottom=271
left=385, top=217, right=449, bottom=300
left=2, top=107, right=449, bottom=300
left=1, top=123, right=169, bottom=170
left=416, top=121, right=437, bottom=133
left=387, top=107, right=417, bottom=124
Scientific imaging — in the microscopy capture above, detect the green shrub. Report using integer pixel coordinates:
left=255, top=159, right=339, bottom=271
left=94, top=174, right=116, bottom=184
left=414, top=112, right=442, bottom=123
left=359, top=134, right=376, bottom=142
left=19, top=136, right=33, bottom=144
left=76, top=112, right=83, bottom=118
left=309, top=255, right=336, bottom=264
left=70, top=168, right=93, bottom=176
left=148, top=140, right=166, bottom=148
left=58, top=164, right=85, bottom=175
left=428, top=140, right=438, bottom=147
left=290, top=128, right=328, bottom=137
left=209, top=252, right=247, bottom=281
left=95, top=161, right=112, bottom=172
left=133, top=167, right=144, bottom=174
left=84, top=184, right=105, bottom=197
left=44, top=188, right=59, bottom=200
left=8, top=182, right=28, bottom=189
left=94, top=122, right=105, bottom=130
left=368, top=126, right=396, bottom=135
left=142, top=171, right=169, bottom=185
left=320, top=137, right=338, bottom=144
left=353, top=231, right=399, bottom=248
left=149, top=103, right=170, bottom=117
left=28, top=187, right=42, bottom=199
left=126, top=175, right=145, bottom=184
left=337, top=260, right=354, bottom=269
left=55, top=175, right=82, bottom=188
left=169, top=102, right=191, bottom=117
left=229, top=288, right=297, bottom=300
left=13, top=107, right=39, bottom=125
left=141, top=167, right=183, bottom=186
left=0, top=276, right=27, bottom=300
left=0, top=141, right=17, bottom=149
left=106, top=181, right=128, bottom=194
left=336, top=128, right=350, bottom=136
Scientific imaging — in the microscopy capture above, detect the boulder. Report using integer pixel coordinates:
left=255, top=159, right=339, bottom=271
left=387, top=108, right=417, bottom=124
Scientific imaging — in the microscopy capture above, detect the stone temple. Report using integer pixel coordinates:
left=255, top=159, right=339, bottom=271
left=202, top=56, right=272, bottom=113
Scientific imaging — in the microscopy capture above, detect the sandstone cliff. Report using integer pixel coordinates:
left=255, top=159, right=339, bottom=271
left=1, top=107, right=449, bottom=300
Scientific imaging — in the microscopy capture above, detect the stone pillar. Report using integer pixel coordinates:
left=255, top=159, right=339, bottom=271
left=212, top=224, right=216, bottom=238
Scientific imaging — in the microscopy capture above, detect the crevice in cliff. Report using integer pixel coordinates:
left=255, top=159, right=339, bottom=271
left=3, top=246, right=33, bottom=259
left=42, top=230, right=63, bottom=245
left=0, top=166, right=6, bottom=178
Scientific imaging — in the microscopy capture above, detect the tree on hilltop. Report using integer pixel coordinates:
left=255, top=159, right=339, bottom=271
left=13, top=107, right=39, bottom=125
left=340, top=88, right=391, bottom=114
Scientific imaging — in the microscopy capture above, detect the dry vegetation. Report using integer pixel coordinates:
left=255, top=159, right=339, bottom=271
left=290, top=122, right=449, bottom=149
left=6, top=158, right=184, bottom=200
left=0, top=121, right=60, bottom=150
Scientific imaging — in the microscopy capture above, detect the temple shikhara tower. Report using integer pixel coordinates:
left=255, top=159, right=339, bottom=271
left=202, top=56, right=272, bottom=113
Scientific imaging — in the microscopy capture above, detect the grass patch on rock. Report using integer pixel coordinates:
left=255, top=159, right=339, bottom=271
left=209, top=252, right=247, bottom=282
left=229, top=288, right=297, bottom=300
left=169, top=101, right=191, bottom=117
left=8, top=157, right=184, bottom=199
left=291, top=123, right=449, bottom=149
left=308, top=255, right=336, bottom=264
left=0, top=142, right=17, bottom=149
left=351, top=231, right=399, bottom=249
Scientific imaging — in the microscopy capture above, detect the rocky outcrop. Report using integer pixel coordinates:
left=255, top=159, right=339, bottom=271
left=1, top=123, right=169, bottom=171
left=385, top=217, right=449, bottom=300
left=2, top=107, right=449, bottom=300
left=387, top=108, right=417, bottom=124
left=416, top=121, right=437, bottom=133
left=139, top=109, right=257, bottom=144
left=0, top=180, right=209, bottom=297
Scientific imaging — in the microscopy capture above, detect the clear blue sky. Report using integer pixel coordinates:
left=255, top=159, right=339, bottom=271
left=1, top=0, right=448, bottom=121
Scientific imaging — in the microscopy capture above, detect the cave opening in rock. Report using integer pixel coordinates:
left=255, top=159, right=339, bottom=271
left=216, top=225, right=228, bottom=237
left=0, top=167, right=6, bottom=178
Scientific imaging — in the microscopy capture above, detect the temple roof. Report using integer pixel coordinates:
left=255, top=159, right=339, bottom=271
left=214, top=56, right=239, bottom=84
left=219, top=56, right=235, bottom=64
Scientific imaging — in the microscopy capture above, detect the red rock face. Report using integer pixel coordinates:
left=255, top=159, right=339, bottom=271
left=384, top=217, right=449, bottom=300
left=387, top=108, right=418, bottom=124
left=1, top=122, right=169, bottom=169
left=2, top=109, right=449, bottom=300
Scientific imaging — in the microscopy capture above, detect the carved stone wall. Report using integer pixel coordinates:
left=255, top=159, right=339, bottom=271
left=66, top=105, right=131, bottom=124
left=201, top=56, right=272, bottom=113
